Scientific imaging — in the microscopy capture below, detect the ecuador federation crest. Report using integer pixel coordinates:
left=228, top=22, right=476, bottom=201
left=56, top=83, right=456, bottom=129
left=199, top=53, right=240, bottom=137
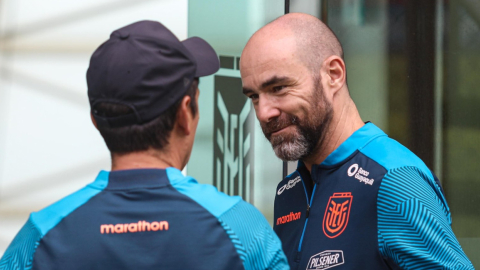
left=323, top=192, right=353, bottom=238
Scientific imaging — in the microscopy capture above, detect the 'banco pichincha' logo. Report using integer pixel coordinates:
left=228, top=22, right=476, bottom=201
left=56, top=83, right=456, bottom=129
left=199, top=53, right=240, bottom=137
left=213, top=56, right=255, bottom=203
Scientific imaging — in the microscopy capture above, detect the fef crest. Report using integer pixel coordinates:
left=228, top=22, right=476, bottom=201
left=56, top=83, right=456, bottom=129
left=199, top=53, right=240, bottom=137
left=323, top=192, right=353, bottom=238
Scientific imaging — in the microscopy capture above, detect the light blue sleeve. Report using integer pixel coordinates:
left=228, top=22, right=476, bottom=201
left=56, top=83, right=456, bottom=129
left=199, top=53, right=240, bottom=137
left=0, top=218, right=41, bottom=270
left=219, top=200, right=289, bottom=270
left=377, top=166, right=474, bottom=269
left=166, top=167, right=289, bottom=269
left=0, top=171, right=108, bottom=270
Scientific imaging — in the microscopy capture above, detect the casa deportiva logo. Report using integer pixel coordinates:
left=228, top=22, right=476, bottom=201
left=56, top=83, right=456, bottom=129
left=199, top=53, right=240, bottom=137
left=100, top=220, right=169, bottom=234
left=277, top=176, right=302, bottom=195
left=347, top=164, right=374, bottom=185
left=306, top=250, right=344, bottom=270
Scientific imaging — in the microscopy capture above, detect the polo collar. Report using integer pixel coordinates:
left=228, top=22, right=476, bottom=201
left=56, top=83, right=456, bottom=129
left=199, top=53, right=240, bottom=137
left=101, top=168, right=170, bottom=190
left=304, top=122, right=386, bottom=171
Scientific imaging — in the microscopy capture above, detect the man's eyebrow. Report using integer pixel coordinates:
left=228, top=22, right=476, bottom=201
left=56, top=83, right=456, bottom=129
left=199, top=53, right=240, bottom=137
left=242, top=87, right=255, bottom=95
left=261, top=76, right=291, bottom=89
left=242, top=76, right=291, bottom=95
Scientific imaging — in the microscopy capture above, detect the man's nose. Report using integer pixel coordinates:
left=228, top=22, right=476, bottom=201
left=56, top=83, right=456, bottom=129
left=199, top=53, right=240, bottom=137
left=255, top=95, right=281, bottom=123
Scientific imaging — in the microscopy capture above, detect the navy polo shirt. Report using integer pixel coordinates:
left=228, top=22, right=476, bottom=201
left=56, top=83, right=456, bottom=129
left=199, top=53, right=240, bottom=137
left=274, top=123, right=473, bottom=270
left=1, top=168, right=288, bottom=270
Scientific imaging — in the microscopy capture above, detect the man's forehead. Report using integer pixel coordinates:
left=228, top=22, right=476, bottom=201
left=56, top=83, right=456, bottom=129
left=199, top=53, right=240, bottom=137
left=241, top=36, right=299, bottom=81
left=241, top=58, right=309, bottom=96
left=242, top=35, right=296, bottom=64
left=242, top=59, right=290, bottom=83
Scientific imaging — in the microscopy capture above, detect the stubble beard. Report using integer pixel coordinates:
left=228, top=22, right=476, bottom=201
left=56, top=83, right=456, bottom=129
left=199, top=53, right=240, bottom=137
left=261, top=80, right=333, bottom=161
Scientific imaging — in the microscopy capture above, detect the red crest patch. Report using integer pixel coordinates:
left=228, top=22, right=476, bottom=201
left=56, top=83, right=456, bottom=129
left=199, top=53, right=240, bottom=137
left=323, top=192, right=353, bottom=238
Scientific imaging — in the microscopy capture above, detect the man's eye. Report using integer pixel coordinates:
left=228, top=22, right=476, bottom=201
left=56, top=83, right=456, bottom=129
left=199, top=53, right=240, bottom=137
left=248, top=94, right=259, bottom=100
left=272, top=85, right=286, bottom=92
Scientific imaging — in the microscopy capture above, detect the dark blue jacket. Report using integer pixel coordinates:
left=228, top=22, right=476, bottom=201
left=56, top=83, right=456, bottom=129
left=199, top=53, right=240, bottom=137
left=0, top=168, right=288, bottom=270
left=274, top=123, right=473, bottom=270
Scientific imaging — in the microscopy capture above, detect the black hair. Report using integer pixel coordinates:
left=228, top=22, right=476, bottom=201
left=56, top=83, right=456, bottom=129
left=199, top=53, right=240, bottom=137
left=94, top=78, right=199, bottom=154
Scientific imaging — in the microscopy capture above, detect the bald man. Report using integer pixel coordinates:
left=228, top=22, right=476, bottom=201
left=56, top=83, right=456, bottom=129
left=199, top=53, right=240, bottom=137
left=240, top=13, right=473, bottom=270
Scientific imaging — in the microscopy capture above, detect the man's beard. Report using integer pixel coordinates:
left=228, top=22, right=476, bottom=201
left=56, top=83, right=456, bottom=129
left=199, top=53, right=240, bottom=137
left=261, top=80, right=333, bottom=161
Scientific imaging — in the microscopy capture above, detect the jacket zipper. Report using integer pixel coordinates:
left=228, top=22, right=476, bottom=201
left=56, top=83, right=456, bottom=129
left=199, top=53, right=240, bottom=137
left=295, top=177, right=317, bottom=266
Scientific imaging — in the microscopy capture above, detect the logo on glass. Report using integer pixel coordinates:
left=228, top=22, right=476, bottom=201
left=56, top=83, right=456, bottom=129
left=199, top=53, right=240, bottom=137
left=213, top=74, right=255, bottom=203
left=323, top=192, right=353, bottom=238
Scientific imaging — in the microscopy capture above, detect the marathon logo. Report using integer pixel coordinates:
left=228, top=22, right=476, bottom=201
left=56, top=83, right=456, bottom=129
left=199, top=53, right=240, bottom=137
left=276, top=212, right=301, bottom=225
left=347, top=164, right=374, bottom=185
left=100, top=220, right=169, bottom=234
left=306, top=250, right=344, bottom=270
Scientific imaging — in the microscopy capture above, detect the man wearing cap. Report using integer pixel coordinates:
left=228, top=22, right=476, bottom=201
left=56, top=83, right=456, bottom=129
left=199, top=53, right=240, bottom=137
left=240, top=13, right=473, bottom=269
left=0, top=21, right=288, bottom=270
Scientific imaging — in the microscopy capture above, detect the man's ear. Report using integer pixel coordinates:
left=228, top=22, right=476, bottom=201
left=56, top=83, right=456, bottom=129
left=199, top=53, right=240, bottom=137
left=321, top=55, right=346, bottom=96
left=90, top=113, right=99, bottom=130
left=176, top=95, right=193, bottom=136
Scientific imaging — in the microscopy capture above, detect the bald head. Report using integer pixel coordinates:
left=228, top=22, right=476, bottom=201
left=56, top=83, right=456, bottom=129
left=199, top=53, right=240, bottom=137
left=240, top=13, right=360, bottom=165
left=242, top=13, right=343, bottom=74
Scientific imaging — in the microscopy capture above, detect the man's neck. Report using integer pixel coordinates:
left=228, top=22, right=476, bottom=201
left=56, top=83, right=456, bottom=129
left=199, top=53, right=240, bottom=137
left=302, top=99, right=364, bottom=172
left=111, top=148, right=183, bottom=171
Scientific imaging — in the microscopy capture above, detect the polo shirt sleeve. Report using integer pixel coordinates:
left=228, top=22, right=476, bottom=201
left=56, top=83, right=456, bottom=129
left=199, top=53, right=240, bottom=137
left=0, top=217, right=42, bottom=270
left=377, top=166, right=474, bottom=269
left=219, top=200, right=289, bottom=270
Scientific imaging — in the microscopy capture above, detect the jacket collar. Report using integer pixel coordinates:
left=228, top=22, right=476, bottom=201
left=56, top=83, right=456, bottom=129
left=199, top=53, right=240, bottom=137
left=321, top=122, right=386, bottom=166
left=92, top=168, right=170, bottom=190
left=297, top=122, right=386, bottom=172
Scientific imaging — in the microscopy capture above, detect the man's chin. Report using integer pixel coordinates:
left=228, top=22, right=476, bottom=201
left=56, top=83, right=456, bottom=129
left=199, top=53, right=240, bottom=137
left=272, top=141, right=307, bottom=162
left=269, top=131, right=298, bottom=146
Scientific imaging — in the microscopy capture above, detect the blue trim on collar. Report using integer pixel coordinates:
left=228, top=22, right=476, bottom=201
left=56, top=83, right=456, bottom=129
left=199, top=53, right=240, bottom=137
left=320, top=122, right=387, bottom=166
left=88, top=170, right=109, bottom=189
left=165, top=167, right=188, bottom=185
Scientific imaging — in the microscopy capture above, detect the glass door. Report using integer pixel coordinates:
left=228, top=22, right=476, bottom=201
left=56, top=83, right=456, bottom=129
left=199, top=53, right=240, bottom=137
left=289, top=0, right=480, bottom=265
left=187, top=0, right=284, bottom=223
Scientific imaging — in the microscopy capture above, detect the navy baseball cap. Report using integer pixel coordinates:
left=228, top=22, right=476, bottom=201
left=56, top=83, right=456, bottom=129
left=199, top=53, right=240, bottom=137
left=87, top=20, right=219, bottom=128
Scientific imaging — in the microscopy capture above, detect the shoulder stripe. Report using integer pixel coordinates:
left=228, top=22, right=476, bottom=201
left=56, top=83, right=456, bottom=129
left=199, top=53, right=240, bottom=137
left=31, top=171, right=108, bottom=236
left=166, top=167, right=240, bottom=217
left=166, top=168, right=288, bottom=269
left=322, top=122, right=386, bottom=166
left=0, top=171, right=108, bottom=269
left=360, top=136, right=432, bottom=177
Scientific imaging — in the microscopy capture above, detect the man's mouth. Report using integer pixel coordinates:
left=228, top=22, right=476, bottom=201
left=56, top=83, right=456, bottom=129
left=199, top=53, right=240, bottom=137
left=261, top=114, right=299, bottom=140
left=270, top=125, right=292, bottom=136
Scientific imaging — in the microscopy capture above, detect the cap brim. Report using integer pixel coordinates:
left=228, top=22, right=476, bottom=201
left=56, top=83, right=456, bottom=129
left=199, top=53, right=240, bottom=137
left=182, top=37, right=220, bottom=77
